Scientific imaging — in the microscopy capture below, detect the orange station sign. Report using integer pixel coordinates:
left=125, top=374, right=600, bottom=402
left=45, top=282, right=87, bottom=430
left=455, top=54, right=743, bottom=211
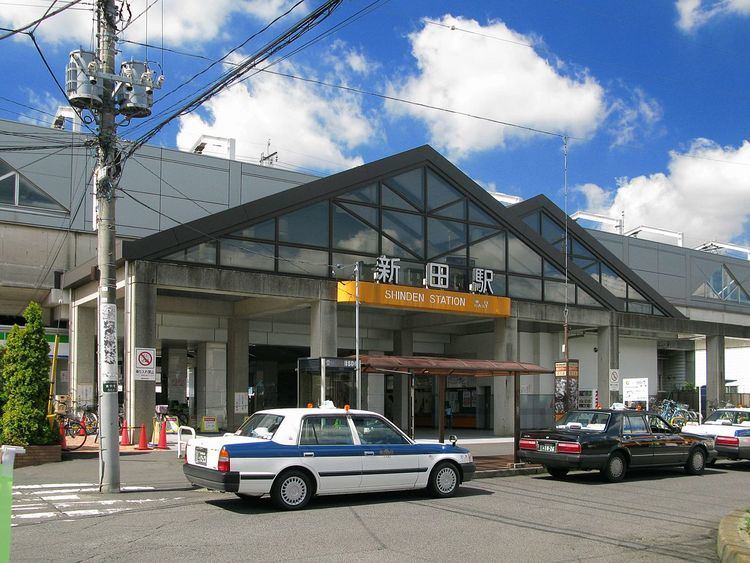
left=337, top=281, right=511, bottom=317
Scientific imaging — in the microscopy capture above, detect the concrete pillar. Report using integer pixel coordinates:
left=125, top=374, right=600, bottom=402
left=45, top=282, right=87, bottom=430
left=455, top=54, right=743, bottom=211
left=493, top=316, right=517, bottom=436
left=69, top=305, right=96, bottom=405
left=367, top=374, right=385, bottom=414
left=162, top=347, right=187, bottom=404
left=196, top=342, right=227, bottom=429
left=226, top=318, right=249, bottom=430
left=391, top=330, right=412, bottom=431
left=124, top=262, right=157, bottom=432
left=706, top=335, right=725, bottom=411
left=310, top=300, right=337, bottom=357
left=597, top=325, right=619, bottom=406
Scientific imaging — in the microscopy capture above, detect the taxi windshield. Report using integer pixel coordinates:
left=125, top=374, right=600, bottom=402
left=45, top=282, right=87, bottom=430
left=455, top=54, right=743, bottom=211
left=555, top=411, right=611, bottom=432
left=704, top=411, right=750, bottom=425
left=235, top=413, right=284, bottom=440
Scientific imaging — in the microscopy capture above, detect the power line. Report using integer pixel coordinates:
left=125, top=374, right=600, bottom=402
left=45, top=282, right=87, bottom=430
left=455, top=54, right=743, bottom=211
left=27, top=32, right=98, bottom=135
left=122, top=0, right=345, bottom=160
left=423, top=19, right=533, bottom=48
left=0, top=0, right=87, bottom=40
left=21, top=144, right=97, bottom=314
left=0, top=142, right=91, bottom=152
left=122, top=0, right=388, bottom=143
left=120, top=0, right=159, bottom=32
left=257, top=68, right=570, bottom=139
left=143, top=0, right=306, bottom=117
left=0, top=95, right=59, bottom=119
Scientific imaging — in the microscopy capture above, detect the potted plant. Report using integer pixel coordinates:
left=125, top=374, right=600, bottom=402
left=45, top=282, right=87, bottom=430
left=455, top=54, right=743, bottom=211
left=0, top=302, right=60, bottom=467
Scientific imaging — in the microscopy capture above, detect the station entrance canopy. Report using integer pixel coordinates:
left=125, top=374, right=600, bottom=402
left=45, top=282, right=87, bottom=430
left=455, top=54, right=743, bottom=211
left=356, top=355, right=549, bottom=377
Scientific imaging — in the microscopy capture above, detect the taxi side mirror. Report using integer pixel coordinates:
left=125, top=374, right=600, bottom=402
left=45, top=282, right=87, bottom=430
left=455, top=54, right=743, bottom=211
left=449, top=435, right=458, bottom=446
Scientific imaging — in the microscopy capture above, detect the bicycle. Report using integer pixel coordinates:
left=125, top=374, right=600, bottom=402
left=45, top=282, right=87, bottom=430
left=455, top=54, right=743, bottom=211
left=51, top=398, right=87, bottom=451
left=71, top=400, right=99, bottom=436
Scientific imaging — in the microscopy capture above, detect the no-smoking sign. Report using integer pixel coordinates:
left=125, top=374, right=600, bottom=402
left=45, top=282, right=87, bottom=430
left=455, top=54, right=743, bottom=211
left=134, top=347, right=156, bottom=381
left=609, top=368, right=620, bottom=391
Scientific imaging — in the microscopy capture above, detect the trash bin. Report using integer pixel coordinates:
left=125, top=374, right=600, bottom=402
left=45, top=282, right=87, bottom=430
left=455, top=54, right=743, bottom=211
left=1, top=445, right=26, bottom=562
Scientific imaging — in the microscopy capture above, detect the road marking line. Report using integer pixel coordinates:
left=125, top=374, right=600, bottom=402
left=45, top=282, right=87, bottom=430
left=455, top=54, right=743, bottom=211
left=13, top=512, right=56, bottom=519
left=13, top=483, right=96, bottom=489
left=40, top=494, right=80, bottom=501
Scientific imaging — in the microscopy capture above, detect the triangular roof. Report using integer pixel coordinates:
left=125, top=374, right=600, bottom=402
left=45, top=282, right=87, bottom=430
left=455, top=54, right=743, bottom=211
left=508, top=194, right=684, bottom=318
left=123, top=145, right=681, bottom=317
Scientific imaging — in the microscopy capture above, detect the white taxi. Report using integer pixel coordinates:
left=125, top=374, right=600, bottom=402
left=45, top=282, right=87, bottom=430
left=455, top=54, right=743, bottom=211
left=682, top=408, right=750, bottom=462
left=183, top=406, right=476, bottom=510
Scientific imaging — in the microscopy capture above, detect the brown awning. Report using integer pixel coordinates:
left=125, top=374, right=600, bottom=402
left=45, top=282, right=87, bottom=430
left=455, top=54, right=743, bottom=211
left=354, top=355, right=552, bottom=377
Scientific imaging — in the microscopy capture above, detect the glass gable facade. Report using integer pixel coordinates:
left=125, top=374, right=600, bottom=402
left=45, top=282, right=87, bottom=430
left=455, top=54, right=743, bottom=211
left=521, top=209, right=665, bottom=315
left=158, top=165, right=607, bottom=307
left=0, top=158, right=68, bottom=213
left=693, top=265, right=750, bottom=305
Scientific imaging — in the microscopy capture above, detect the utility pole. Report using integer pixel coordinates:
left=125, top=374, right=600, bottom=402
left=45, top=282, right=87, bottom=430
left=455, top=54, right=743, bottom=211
left=95, top=0, right=120, bottom=493
left=64, top=0, right=162, bottom=494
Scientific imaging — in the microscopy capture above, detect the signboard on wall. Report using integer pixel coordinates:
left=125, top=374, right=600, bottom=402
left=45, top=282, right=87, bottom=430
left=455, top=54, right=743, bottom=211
left=623, top=377, right=649, bottom=403
left=337, top=281, right=511, bottom=317
left=234, top=392, right=248, bottom=414
left=134, top=347, right=156, bottom=381
left=554, top=360, right=580, bottom=416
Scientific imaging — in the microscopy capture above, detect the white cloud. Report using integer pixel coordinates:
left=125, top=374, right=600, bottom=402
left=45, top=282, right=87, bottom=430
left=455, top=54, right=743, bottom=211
left=175, top=61, right=375, bottom=173
left=578, top=138, right=750, bottom=246
left=0, top=0, right=306, bottom=45
left=608, top=87, right=663, bottom=149
left=676, top=0, right=750, bottom=32
left=385, top=15, right=607, bottom=161
left=323, top=40, right=378, bottom=77
left=19, top=90, right=62, bottom=127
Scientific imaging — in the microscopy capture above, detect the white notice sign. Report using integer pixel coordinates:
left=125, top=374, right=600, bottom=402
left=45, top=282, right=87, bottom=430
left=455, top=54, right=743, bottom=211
left=234, top=392, right=248, bottom=414
left=134, top=347, right=156, bottom=381
left=622, top=377, right=649, bottom=403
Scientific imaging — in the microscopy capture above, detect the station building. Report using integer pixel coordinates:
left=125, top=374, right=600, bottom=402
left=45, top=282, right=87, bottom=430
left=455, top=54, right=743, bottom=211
left=1, top=118, right=749, bottom=436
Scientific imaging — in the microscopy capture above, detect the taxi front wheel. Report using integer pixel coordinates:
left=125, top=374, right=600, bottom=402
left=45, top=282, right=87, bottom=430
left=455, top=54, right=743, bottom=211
left=428, top=461, right=460, bottom=498
left=272, top=470, right=313, bottom=510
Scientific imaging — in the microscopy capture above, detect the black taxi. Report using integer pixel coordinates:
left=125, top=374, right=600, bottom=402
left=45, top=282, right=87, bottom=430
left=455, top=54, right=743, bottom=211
left=518, top=409, right=717, bottom=482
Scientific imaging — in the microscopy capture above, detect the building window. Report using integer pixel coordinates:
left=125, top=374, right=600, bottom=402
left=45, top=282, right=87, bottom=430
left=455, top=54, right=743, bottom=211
left=0, top=158, right=68, bottom=213
left=278, top=201, right=329, bottom=247
left=219, top=240, right=274, bottom=270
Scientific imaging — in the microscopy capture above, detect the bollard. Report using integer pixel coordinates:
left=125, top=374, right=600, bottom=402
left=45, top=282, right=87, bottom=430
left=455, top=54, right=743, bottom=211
left=1, top=445, right=26, bottom=563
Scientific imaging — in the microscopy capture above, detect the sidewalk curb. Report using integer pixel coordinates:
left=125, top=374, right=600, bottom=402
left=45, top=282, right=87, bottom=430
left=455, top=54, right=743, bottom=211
left=717, top=509, right=750, bottom=562
left=472, top=466, right=546, bottom=480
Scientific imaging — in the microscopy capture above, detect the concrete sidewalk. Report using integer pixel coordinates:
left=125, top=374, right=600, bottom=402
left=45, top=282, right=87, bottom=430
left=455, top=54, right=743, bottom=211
left=14, top=449, right=190, bottom=491
left=13, top=439, right=536, bottom=491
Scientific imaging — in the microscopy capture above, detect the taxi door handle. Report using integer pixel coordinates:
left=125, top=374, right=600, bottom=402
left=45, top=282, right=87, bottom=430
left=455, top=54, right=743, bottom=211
left=303, top=452, right=315, bottom=457
left=364, top=451, right=375, bottom=456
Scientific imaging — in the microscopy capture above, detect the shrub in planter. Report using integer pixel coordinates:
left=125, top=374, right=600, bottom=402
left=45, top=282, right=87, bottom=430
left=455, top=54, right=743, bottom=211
left=0, top=302, right=57, bottom=446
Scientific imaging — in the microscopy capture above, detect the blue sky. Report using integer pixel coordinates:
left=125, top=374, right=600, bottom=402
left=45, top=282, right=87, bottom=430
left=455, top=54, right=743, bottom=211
left=1, top=0, right=749, bottom=247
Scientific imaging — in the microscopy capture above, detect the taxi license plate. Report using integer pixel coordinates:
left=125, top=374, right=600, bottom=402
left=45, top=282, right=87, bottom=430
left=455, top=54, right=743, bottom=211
left=538, top=442, right=556, bottom=453
left=195, top=447, right=207, bottom=466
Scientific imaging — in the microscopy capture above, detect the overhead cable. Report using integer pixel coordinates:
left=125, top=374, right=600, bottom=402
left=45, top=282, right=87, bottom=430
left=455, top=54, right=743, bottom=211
left=0, top=0, right=86, bottom=40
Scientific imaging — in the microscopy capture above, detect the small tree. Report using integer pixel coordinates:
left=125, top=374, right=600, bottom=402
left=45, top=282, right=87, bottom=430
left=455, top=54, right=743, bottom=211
left=0, top=302, right=57, bottom=446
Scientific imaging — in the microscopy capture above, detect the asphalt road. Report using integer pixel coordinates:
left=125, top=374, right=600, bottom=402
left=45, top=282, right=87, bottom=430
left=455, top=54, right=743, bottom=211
left=10, top=459, right=750, bottom=562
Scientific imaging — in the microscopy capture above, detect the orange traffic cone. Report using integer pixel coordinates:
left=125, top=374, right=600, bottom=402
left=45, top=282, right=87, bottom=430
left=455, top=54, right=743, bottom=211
left=155, top=420, right=168, bottom=450
left=120, top=420, right=131, bottom=446
left=135, top=424, right=151, bottom=450
left=59, top=421, right=67, bottom=449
